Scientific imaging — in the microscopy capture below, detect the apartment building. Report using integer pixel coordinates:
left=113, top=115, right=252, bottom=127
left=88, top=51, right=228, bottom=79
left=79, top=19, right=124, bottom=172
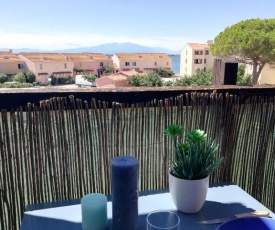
left=180, top=41, right=215, bottom=76
left=18, top=53, right=74, bottom=84
left=0, top=51, right=26, bottom=75
left=75, top=53, right=113, bottom=76
left=112, top=53, right=172, bottom=73
left=18, top=52, right=112, bottom=84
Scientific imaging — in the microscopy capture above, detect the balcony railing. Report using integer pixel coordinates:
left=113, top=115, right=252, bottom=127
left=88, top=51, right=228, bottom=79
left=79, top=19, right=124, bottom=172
left=1, top=86, right=275, bottom=229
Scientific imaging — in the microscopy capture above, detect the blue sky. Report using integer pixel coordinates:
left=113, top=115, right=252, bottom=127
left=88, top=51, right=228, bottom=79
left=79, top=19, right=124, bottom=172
left=1, top=0, right=275, bottom=51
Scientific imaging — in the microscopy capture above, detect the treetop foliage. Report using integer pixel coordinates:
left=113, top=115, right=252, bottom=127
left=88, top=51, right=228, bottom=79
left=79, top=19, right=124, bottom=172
left=211, top=18, right=275, bottom=84
left=13, top=73, right=26, bottom=83
left=127, top=67, right=251, bottom=87
left=127, top=72, right=162, bottom=87
left=154, top=68, right=174, bottom=78
left=0, top=74, right=8, bottom=84
left=102, top=66, right=114, bottom=74
left=211, top=18, right=275, bottom=63
left=84, top=74, right=97, bottom=83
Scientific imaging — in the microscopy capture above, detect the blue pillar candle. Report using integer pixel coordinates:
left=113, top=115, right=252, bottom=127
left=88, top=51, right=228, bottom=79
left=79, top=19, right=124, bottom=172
left=111, top=156, right=139, bottom=230
left=81, top=193, right=108, bottom=230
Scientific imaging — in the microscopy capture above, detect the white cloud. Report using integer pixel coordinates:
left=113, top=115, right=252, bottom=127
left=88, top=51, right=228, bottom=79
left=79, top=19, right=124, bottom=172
left=128, top=36, right=202, bottom=51
left=0, top=32, right=201, bottom=52
left=0, top=32, right=104, bottom=50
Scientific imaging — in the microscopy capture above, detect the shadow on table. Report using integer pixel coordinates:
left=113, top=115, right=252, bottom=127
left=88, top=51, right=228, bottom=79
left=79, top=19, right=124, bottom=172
left=21, top=215, right=81, bottom=230
left=21, top=201, right=258, bottom=230
left=137, top=200, right=258, bottom=230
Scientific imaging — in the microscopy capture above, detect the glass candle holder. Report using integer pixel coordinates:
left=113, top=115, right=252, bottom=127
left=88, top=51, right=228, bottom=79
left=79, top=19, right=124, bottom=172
left=147, top=210, right=180, bottom=230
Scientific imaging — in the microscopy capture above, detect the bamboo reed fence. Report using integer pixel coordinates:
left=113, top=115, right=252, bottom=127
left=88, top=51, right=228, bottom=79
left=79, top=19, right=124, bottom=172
left=1, top=91, right=275, bottom=229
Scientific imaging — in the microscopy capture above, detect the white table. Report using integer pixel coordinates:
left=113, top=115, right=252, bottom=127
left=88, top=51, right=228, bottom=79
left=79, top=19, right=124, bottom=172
left=20, top=182, right=275, bottom=230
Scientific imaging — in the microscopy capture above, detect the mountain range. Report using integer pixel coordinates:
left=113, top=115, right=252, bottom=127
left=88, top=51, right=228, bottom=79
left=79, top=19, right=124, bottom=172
left=1, top=42, right=179, bottom=55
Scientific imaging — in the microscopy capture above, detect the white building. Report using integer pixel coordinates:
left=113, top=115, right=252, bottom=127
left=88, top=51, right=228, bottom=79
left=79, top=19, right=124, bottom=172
left=180, top=40, right=215, bottom=76
left=244, top=63, right=275, bottom=84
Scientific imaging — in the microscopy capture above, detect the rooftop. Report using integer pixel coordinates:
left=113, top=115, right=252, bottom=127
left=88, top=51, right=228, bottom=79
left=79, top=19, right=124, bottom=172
left=187, top=43, right=210, bottom=50
left=19, top=52, right=111, bottom=63
left=113, top=53, right=171, bottom=60
left=0, top=51, right=24, bottom=62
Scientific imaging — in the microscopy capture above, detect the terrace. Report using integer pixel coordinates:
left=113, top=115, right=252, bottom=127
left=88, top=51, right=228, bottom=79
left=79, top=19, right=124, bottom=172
left=1, top=85, right=275, bottom=229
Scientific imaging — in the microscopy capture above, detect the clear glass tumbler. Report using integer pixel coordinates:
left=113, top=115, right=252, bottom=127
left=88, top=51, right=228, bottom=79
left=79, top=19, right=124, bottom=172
left=147, top=210, right=180, bottom=230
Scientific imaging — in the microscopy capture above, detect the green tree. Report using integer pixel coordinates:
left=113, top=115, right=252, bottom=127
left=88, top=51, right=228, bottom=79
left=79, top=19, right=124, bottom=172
left=13, top=73, right=26, bottom=83
left=102, top=66, right=114, bottom=75
left=26, top=71, right=36, bottom=83
left=211, top=18, right=275, bottom=84
left=0, top=74, right=8, bottom=84
left=174, top=69, right=212, bottom=86
left=237, top=65, right=252, bottom=85
left=127, top=75, right=143, bottom=86
left=154, top=68, right=174, bottom=78
left=50, top=76, right=58, bottom=85
left=141, top=72, right=162, bottom=87
left=84, top=74, right=97, bottom=83
left=73, top=68, right=85, bottom=74
left=163, top=80, right=174, bottom=86
left=127, top=73, right=162, bottom=87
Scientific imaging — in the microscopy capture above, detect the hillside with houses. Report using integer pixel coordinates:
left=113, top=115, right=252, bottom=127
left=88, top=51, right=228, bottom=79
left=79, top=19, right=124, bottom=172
left=1, top=40, right=274, bottom=88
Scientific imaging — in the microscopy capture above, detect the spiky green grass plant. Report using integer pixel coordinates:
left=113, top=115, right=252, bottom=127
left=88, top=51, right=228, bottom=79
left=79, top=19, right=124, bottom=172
left=164, top=125, right=223, bottom=180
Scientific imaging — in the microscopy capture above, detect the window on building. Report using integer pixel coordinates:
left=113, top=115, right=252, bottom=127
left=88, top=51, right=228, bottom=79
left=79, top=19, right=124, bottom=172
left=79, top=63, right=82, bottom=67
left=166, top=62, right=169, bottom=66
left=0, top=65, right=2, bottom=70
left=64, top=63, right=67, bottom=69
left=18, top=64, right=24, bottom=69
left=186, top=50, right=188, bottom=55
left=185, top=67, right=187, bottom=72
left=204, top=59, right=207, bottom=64
left=194, top=59, right=202, bottom=64
left=100, top=62, right=104, bottom=67
left=125, top=62, right=130, bottom=66
left=40, top=64, right=43, bottom=70
left=154, top=62, right=157, bottom=66
left=185, top=59, right=187, bottom=64
left=205, top=50, right=209, bottom=55
left=195, top=50, right=204, bottom=55
left=204, top=67, right=207, bottom=72
left=132, top=62, right=136, bottom=66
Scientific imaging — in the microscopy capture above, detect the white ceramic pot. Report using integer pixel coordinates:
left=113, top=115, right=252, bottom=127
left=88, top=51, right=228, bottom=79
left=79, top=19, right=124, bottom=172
left=168, top=173, right=209, bottom=213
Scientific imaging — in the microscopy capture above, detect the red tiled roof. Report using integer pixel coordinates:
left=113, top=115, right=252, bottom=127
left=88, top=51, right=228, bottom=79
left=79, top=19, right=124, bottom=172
left=19, top=53, right=69, bottom=62
left=187, top=43, right=210, bottom=50
left=113, top=53, right=171, bottom=60
left=0, top=51, right=24, bottom=62
left=19, top=52, right=111, bottom=63
left=107, top=74, right=128, bottom=81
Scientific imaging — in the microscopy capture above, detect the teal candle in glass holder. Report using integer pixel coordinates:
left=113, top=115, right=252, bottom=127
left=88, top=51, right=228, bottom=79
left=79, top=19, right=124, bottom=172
left=81, top=193, right=108, bottom=230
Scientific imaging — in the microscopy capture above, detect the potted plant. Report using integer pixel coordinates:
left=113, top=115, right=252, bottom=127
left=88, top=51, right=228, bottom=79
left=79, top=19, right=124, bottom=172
left=164, top=124, right=223, bottom=213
